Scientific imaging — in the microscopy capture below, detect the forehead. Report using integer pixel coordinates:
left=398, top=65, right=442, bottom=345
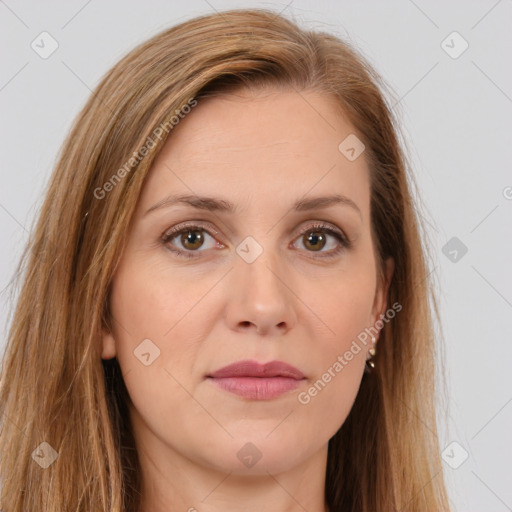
left=138, top=87, right=371, bottom=219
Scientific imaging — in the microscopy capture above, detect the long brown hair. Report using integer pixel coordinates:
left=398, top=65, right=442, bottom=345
left=0, top=8, right=450, bottom=511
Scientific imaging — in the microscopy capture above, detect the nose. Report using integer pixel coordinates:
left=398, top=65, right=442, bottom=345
left=225, top=251, right=297, bottom=336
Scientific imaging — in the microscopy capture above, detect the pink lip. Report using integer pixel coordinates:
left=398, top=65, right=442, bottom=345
left=207, top=360, right=305, bottom=400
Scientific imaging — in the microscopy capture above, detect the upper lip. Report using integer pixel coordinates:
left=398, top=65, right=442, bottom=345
left=207, top=360, right=305, bottom=379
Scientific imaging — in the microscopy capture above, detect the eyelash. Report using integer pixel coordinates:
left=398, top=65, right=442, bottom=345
left=161, top=221, right=351, bottom=260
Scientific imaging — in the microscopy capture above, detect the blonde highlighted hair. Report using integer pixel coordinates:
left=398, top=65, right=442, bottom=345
left=0, top=8, right=450, bottom=511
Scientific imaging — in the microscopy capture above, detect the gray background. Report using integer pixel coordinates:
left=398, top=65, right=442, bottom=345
left=1, top=1, right=511, bottom=510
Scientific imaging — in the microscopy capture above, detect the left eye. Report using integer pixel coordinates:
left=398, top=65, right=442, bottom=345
left=294, top=225, right=346, bottom=253
left=162, top=222, right=349, bottom=259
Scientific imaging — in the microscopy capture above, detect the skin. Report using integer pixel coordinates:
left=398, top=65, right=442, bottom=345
left=102, top=86, right=394, bottom=512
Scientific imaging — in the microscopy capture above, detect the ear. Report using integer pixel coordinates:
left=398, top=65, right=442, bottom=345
left=101, top=329, right=117, bottom=360
left=371, top=256, right=395, bottom=333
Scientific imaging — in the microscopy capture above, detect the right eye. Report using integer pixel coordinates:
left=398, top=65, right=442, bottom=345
left=161, top=223, right=222, bottom=259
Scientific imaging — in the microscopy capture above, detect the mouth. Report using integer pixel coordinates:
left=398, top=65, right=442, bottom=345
left=206, top=360, right=306, bottom=400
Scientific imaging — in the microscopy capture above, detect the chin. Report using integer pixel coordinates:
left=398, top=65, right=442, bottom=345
left=194, top=432, right=316, bottom=476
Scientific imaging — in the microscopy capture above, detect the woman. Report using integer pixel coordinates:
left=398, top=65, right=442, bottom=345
left=0, top=8, right=450, bottom=512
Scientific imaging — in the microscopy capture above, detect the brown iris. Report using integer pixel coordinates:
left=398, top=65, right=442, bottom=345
left=180, top=230, right=205, bottom=250
left=303, top=231, right=327, bottom=252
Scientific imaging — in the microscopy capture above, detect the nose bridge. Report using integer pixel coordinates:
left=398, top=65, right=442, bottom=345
left=238, top=243, right=281, bottom=292
left=236, top=235, right=286, bottom=299
left=226, top=234, right=297, bottom=334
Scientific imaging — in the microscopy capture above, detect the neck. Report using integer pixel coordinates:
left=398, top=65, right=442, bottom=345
left=135, top=431, right=330, bottom=512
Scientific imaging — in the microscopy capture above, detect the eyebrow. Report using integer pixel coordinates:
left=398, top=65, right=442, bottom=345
left=144, top=193, right=362, bottom=218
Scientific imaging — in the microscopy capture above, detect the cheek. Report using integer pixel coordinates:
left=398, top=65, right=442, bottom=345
left=109, top=256, right=210, bottom=344
left=107, top=262, right=211, bottom=443
left=311, top=265, right=376, bottom=349
left=294, top=281, right=373, bottom=439
left=108, top=256, right=221, bottom=391
left=299, top=266, right=374, bottom=400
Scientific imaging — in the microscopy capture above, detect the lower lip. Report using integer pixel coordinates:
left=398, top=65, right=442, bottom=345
left=208, top=376, right=304, bottom=400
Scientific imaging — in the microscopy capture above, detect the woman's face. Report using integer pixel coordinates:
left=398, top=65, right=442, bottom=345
left=102, top=87, right=393, bottom=477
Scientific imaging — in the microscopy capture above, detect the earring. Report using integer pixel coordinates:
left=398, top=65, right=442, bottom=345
left=365, top=335, right=377, bottom=371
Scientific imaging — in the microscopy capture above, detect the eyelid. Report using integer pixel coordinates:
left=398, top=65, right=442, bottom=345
left=297, top=221, right=346, bottom=239
left=162, top=220, right=345, bottom=239
left=162, top=220, right=219, bottom=240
